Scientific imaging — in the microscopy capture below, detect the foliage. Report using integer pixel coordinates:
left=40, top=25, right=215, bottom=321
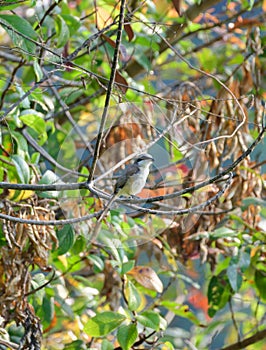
left=0, top=0, right=265, bottom=349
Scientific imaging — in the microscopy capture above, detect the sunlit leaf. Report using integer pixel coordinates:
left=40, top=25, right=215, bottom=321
left=117, top=323, right=138, bottom=350
left=20, top=112, right=47, bottom=145
left=11, top=154, right=30, bottom=183
left=136, top=310, right=160, bottom=330
left=84, top=311, right=126, bottom=337
left=126, top=280, right=141, bottom=311
left=33, top=60, right=43, bottom=81
left=0, top=14, right=37, bottom=56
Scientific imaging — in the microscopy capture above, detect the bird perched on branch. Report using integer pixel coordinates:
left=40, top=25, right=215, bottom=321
left=91, top=153, right=154, bottom=242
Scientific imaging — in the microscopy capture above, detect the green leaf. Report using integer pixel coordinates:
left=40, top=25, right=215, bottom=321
left=42, top=296, right=55, bottom=329
left=210, top=227, right=237, bottom=239
left=100, top=237, right=122, bottom=264
left=242, top=197, right=266, bottom=210
left=61, top=14, right=80, bottom=36
left=33, top=60, right=43, bottom=81
left=126, top=281, right=141, bottom=311
left=160, top=301, right=200, bottom=326
left=227, top=263, right=242, bottom=292
left=0, top=1, right=26, bottom=11
left=0, top=14, right=37, bottom=56
left=38, top=170, right=63, bottom=198
left=117, top=324, right=138, bottom=350
left=208, top=273, right=231, bottom=317
left=20, top=112, right=47, bottom=145
left=101, top=339, right=114, bottom=350
left=11, top=130, right=29, bottom=158
left=84, top=311, right=126, bottom=337
left=255, top=269, right=266, bottom=301
left=16, top=85, right=30, bottom=108
left=64, top=340, right=86, bottom=349
left=121, top=260, right=135, bottom=275
left=31, top=273, right=46, bottom=305
left=56, top=224, right=75, bottom=255
left=88, top=255, right=105, bottom=272
left=55, top=15, right=70, bottom=48
left=11, top=154, right=30, bottom=183
left=136, top=310, right=160, bottom=330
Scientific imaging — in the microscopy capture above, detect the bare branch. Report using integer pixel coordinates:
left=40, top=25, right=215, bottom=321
left=0, top=209, right=102, bottom=226
left=88, top=0, right=127, bottom=182
left=220, top=328, right=266, bottom=350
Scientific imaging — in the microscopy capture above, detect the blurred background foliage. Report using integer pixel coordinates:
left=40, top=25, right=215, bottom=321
left=0, top=0, right=265, bottom=349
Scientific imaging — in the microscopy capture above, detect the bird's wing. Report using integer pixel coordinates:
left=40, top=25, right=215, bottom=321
left=114, top=163, right=139, bottom=193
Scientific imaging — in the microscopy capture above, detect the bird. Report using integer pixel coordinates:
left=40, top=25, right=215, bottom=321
left=91, top=153, right=154, bottom=242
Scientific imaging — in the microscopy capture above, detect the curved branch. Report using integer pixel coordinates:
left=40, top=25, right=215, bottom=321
left=0, top=209, right=102, bottom=226
left=22, top=129, right=86, bottom=178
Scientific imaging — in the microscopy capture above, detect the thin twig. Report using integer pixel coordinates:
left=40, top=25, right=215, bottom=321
left=22, top=129, right=86, bottom=178
left=229, top=298, right=241, bottom=342
left=89, top=124, right=266, bottom=204
left=145, top=24, right=247, bottom=146
left=0, top=122, right=264, bottom=195
left=0, top=59, right=25, bottom=108
left=34, top=0, right=62, bottom=30
left=44, top=71, right=106, bottom=173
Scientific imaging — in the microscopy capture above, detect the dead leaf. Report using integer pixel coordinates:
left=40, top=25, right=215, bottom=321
left=96, top=7, right=113, bottom=29
left=124, top=23, right=134, bottom=42
left=101, top=34, right=128, bottom=61
left=172, top=0, right=182, bottom=16
left=127, top=266, right=163, bottom=293
left=115, top=71, right=128, bottom=93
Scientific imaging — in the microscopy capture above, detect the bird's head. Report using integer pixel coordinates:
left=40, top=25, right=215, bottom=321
left=134, top=153, right=154, bottom=167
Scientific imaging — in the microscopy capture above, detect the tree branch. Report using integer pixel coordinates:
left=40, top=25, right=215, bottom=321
left=219, top=328, right=266, bottom=350
left=88, top=0, right=126, bottom=182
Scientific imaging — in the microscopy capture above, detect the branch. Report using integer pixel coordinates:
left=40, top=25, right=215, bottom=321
left=22, top=129, right=86, bottom=178
left=219, top=328, right=266, bottom=350
left=0, top=181, right=87, bottom=191
left=34, top=0, right=62, bottom=30
left=0, top=206, right=102, bottom=226
left=43, top=71, right=106, bottom=173
left=65, top=21, right=117, bottom=62
left=89, top=124, right=266, bottom=205
left=138, top=123, right=266, bottom=204
left=0, top=339, right=18, bottom=350
left=0, top=122, right=264, bottom=196
left=88, top=0, right=126, bottom=182
left=0, top=59, right=25, bottom=109
left=0, top=121, right=264, bottom=216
